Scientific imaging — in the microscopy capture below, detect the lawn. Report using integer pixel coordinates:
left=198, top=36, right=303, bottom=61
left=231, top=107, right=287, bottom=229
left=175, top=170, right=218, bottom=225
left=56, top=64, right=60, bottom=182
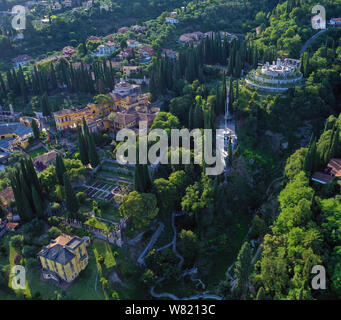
left=26, top=241, right=108, bottom=300
left=84, top=217, right=110, bottom=232
left=15, top=239, right=120, bottom=300
left=27, top=147, right=47, bottom=158
left=101, top=206, right=122, bottom=222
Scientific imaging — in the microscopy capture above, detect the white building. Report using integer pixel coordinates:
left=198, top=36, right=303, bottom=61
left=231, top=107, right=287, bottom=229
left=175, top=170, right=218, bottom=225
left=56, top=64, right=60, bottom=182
left=329, top=18, right=341, bottom=27
left=93, top=42, right=117, bottom=57
left=165, top=17, right=179, bottom=24
left=246, top=58, right=303, bottom=93
left=127, top=40, right=140, bottom=49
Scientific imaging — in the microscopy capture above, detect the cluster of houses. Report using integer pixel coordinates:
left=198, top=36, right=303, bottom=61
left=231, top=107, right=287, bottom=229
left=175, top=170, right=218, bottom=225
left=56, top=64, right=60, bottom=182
left=12, top=45, right=77, bottom=69
left=53, top=79, right=158, bottom=134
left=165, top=11, right=179, bottom=24
left=26, top=0, right=109, bottom=13
left=178, top=31, right=238, bottom=46
left=90, top=35, right=155, bottom=63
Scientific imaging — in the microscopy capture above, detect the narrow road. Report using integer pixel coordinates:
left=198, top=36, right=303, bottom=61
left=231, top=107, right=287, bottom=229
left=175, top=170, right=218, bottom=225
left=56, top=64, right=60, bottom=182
left=137, top=222, right=165, bottom=265
left=299, top=28, right=328, bottom=55
left=149, top=212, right=224, bottom=300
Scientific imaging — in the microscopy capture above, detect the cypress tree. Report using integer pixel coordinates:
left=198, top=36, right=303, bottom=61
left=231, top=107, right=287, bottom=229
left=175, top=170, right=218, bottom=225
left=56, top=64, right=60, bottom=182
left=88, top=134, right=99, bottom=168
left=77, top=126, right=89, bottom=165
left=134, top=164, right=152, bottom=193
left=56, top=154, right=67, bottom=185
left=232, top=242, right=252, bottom=299
left=63, top=172, right=79, bottom=217
left=32, top=185, right=44, bottom=219
left=31, top=119, right=40, bottom=139
left=228, top=137, right=233, bottom=168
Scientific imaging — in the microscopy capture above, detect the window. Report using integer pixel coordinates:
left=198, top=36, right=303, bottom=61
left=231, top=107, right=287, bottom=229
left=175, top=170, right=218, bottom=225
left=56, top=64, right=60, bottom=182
left=70, top=261, right=75, bottom=274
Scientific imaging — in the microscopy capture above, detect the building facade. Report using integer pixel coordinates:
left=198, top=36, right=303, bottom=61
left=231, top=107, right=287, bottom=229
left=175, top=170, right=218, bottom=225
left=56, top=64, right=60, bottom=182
left=37, top=234, right=90, bottom=284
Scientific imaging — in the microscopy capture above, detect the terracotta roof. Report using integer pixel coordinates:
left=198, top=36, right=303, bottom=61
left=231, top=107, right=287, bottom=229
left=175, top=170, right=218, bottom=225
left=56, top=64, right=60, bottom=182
left=0, top=187, right=14, bottom=205
left=114, top=113, right=137, bottom=125
left=117, top=27, right=129, bottom=34
left=34, top=149, right=64, bottom=166
left=140, top=46, right=154, bottom=56
left=327, top=158, right=341, bottom=177
left=6, top=222, right=19, bottom=229
left=37, top=234, right=85, bottom=265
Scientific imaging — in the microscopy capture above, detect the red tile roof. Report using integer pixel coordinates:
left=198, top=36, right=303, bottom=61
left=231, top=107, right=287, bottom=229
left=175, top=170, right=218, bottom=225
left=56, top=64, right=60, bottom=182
left=327, top=158, right=341, bottom=177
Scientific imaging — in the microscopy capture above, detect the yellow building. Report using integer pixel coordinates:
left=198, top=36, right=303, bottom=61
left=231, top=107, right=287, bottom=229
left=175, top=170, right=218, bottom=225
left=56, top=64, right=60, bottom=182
left=53, top=103, right=117, bottom=132
left=19, top=116, right=39, bottom=128
left=37, top=234, right=90, bottom=284
left=0, top=122, right=32, bottom=150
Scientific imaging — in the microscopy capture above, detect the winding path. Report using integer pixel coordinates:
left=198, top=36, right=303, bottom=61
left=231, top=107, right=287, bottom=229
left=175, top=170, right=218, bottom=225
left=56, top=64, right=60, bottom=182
left=299, top=29, right=328, bottom=55
left=145, top=212, right=223, bottom=300
left=137, top=222, right=165, bottom=265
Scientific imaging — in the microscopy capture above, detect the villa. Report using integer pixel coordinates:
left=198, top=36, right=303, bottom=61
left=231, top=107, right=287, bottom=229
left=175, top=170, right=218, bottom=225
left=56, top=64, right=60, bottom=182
left=53, top=80, right=154, bottom=132
left=245, top=58, right=303, bottom=93
left=37, top=234, right=90, bottom=286
left=93, top=42, right=118, bottom=57
left=165, top=17, right=179, bottom=24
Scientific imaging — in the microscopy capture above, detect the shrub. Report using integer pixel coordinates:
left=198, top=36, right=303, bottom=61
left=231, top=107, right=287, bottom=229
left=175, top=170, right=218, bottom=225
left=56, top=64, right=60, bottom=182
left=11, top=235, right=23, bottom=250
left=23, top=245, right=38, bottom=258
left=48, top=226, right=62, bottom=239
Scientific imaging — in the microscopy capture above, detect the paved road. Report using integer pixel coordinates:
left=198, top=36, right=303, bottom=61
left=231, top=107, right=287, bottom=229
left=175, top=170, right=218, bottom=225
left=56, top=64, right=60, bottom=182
left=299, top=29, right=328, bottom=55
left=137, top=222, right=165, bottom=264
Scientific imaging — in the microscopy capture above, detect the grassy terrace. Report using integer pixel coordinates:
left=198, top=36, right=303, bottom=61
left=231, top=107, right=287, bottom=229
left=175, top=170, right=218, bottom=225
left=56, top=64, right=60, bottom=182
left=27, top=147, right=47, bottom=158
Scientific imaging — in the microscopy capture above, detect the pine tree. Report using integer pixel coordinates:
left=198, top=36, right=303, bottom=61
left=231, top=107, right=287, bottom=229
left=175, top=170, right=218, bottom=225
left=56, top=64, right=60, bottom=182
left=63, top=172, right=79, bottom=217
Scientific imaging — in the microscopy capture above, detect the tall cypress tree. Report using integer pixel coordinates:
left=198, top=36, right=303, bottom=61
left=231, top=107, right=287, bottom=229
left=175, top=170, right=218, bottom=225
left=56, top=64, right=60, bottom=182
left=232, top=242, right=252, bottom=299
left=228, top=137, right=233, bottom=168
left=31, top=119, right=40, bottom=139
left=56, top=154, right=67, bottom=185
left=63, top=172, right=79, bottom=217
left=77, top=126, right=89, bottom=165
left=32, top=185, right=44, bottom=219
left=88, top=134, right=99, bottom=168
left=134, top=163, right=152, bottom=193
